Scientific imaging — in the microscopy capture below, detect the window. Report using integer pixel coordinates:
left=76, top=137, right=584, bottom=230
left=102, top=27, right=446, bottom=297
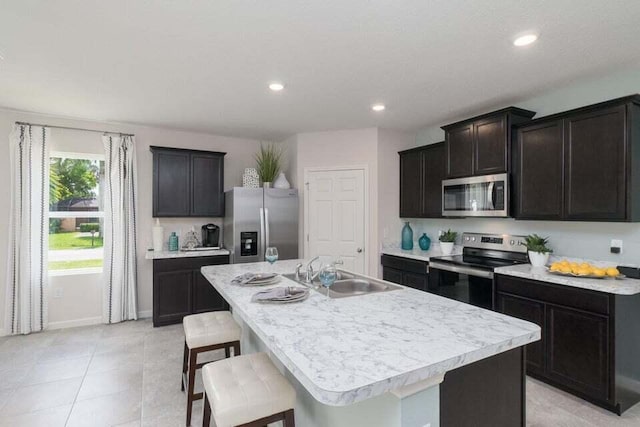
left=49, top=152, right=105, bottom=274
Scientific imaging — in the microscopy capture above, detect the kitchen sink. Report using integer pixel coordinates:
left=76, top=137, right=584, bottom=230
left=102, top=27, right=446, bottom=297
left=281, top=270, right=402, bottom=298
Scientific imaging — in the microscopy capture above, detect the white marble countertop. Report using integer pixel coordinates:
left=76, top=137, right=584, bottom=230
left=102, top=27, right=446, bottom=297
left=145, top=248, right=230, bottom=260
left=380, top=245, right=462, bottom=262
left=201, top=259, right=540, bottom=406
left=495, top=264, right=640, bottom=295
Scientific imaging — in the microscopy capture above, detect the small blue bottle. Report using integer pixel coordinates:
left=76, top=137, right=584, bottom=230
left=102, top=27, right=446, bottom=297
left=418, top=233, right=431, bottom=251
left=401, top=222, right=413, bottom=250
left=168, top=232, right=179, bottom=251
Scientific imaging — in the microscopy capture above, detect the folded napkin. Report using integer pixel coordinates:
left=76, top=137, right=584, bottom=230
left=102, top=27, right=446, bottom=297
left=251, top=287, right=308, bottom=302
left=231, top=272, right=278, bottom=285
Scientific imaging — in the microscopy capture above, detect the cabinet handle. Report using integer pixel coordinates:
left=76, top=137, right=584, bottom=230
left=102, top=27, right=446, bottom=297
left=357, top=248, right=363, bottom=253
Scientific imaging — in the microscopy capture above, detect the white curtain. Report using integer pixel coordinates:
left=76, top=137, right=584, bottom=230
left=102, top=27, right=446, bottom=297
left=5, top=124, right=50, bottom=335
left=103, top=134, right=138, bottom=323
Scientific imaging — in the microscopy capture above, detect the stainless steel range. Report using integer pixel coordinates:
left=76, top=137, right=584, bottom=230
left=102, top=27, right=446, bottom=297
left=428, top=232, right=529, bottom=309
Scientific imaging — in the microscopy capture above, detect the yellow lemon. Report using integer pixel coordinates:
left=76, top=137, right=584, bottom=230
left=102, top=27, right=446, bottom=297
left=571, top=266, right=582, bottom=275
left=560, top=260, right=570, bottom=266
left=570, top=262, right=579, bottom=269
left=606, top=267, right=620, bottom=277
left=559, top=265, right=572, bottom=274
left=592, top=268, right=606, bottom=277
left=577, top=267, right=592, bottom=276
left=550, top=264, right=561, bottom=272
left=580, top=262, right=592, bottom=270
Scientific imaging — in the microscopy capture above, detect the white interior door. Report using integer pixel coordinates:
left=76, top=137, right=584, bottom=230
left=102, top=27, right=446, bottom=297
left=306, top=168, right=366, bottom=274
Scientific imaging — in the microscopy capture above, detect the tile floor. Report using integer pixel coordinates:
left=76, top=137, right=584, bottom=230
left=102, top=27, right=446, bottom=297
left=1, top=319, right=639, bottom=426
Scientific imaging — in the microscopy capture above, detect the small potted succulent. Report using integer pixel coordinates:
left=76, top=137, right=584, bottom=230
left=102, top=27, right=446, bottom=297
left=438, top=229, right=457, bottom=255
left=524, top=234, right=553, bottom=267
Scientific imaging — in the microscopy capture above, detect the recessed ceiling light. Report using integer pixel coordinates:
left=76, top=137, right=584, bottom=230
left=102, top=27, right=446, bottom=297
left=513, top=33, right=538, bottom=47
left=269, top=82, right=284, bottom=91
left=372, top=103, right=386, bottom=112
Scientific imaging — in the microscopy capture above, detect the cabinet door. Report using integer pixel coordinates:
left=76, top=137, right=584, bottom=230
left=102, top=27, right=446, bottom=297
left=153, top=269, right=193, bottom=326
left=421, top=142, right=445, bottom=217
left=546, top=304, right=611, bottom=403
left=446, top=124, right=474, bottom=178
left=403, top=272, right=428, bottom=291
left=399, top=150, right=422, bottom=217
left=191, top=153, right=224, bottom=216
left=515, top=120, right=564, bottom=219
left=192, top=271, right=228, bottom=313
left=474, top=116, right=507, bottom=175
left=382, top=267, right=403, bottom=285
left=496, top=292, right=545, bottom=376
left=153, top=150, right=191, bottom=217
left=564, top=105, right=627, bottom=220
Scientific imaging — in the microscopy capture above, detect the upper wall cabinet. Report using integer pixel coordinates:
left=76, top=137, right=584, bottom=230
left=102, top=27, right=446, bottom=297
left=399, top=142, right=445, bottom=218
left=442, top=107, right=536, bottom=178
left=514, top=95, right=640, bottom=222
left=151, top=146, right=226, bottom=217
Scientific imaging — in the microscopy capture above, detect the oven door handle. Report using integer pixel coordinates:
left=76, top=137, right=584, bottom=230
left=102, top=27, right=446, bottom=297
left=429, top=261, right=494, bottom=279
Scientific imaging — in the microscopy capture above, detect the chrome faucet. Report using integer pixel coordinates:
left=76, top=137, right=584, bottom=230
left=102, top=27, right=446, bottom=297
left=305, top=256, right=321, bottom=283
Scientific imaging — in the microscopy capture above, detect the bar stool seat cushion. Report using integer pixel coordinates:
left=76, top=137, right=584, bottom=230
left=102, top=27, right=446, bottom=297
left=202, top=352, right=296, bottom=427
left=183, top=312, right=241, bottom=349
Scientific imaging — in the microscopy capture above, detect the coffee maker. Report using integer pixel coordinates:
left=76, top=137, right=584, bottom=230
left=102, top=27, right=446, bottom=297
left=201, top=224, right=220, bottom=248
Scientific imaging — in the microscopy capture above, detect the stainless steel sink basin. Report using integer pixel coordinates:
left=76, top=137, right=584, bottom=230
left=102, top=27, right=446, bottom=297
left=281, top=270, right=402, bottom=298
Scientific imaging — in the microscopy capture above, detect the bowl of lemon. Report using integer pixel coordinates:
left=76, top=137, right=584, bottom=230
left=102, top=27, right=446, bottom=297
left=548, top=260, right=624, bottom=279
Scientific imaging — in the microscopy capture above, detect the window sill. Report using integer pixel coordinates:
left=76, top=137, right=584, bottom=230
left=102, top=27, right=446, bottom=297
left=48, top=268, right=103, bottom=277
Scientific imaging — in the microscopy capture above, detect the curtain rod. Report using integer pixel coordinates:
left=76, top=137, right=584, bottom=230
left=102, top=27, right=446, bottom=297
left=15, top=121, right=134, bottom=137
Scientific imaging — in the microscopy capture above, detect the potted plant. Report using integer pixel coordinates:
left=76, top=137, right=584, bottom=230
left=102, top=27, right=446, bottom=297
left=524, top=234, right=553, bottom=267
left=438, top=229, right=457, bottom=255
left=255, top=143, right=283, bottom=187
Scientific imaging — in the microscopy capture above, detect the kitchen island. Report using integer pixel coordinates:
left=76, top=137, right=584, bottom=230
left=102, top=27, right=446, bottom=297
left=201, top=260, right=540, bottom=427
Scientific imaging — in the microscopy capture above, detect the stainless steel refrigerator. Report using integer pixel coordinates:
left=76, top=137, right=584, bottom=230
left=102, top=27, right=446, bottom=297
left=223, top=187, right=299, bottom=264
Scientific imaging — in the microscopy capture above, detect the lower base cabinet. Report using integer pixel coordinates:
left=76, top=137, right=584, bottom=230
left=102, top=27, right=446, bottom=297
left=495, top=274, right=640, bottom=414
left=153, top=255, right=229, bottom=326
left=381, top=255, right=428, bottom=291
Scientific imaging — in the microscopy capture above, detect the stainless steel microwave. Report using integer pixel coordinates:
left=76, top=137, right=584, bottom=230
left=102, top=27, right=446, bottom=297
left=442, top=173, right=509, bottom=217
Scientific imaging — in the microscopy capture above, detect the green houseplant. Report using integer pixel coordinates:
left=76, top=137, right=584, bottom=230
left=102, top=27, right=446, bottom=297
left=254, top=143, right=283, bottom=187
left=524, top=234, right=552, bottom=267
left=438, top=229, right=457, bottom=255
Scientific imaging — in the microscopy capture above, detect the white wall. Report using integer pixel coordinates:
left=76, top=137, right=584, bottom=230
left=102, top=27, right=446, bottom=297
left=0, top=108, right=262, bottom=332
left=407, top=67, right=640, bottom=265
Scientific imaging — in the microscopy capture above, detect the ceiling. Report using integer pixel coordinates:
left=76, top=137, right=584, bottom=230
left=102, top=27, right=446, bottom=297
left=1, top=1, right=639, bottom=140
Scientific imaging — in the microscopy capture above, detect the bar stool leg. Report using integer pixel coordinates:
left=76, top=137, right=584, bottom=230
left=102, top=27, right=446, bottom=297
left=233, top=341, right=241, bottom=357
left=186, top=349, right=198, bottom=426
left=284, top=409, right=295, bottom=426
left=225, top=345, right=230, bottom=358
left=202, top=392, right=211, bottom=427
left=181, top=341, right=188, bottom=391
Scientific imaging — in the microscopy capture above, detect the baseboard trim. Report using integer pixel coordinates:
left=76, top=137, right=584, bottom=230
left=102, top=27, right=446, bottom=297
left=138, top=310, right=152, bottom=319
left=48, top=316, right=102, bottom=330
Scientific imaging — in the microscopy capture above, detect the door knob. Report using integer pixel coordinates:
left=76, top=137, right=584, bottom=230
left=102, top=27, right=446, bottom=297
left=357, top=248, right=363, bottom=253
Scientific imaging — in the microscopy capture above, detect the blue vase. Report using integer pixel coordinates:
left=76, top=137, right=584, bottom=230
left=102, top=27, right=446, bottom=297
left=418, top=233, right=431, bottom=251
left=168, top=232, right=179, bottom=251
left=401, top=222, right=413, bottom=250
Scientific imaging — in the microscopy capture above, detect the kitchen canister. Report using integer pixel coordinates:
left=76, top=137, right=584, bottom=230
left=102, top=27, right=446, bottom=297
left=152, top=218, right=164, bottom=251
left=401, top=222, right=414, bottom=250
left=243, top=168, right=259, bottom=188
left=273, top=171, right=291, bottom=189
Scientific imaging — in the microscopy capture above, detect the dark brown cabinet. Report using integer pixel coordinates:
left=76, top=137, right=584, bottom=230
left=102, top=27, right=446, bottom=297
left=514, top=95, right=640, bottom=221
left=496, top=274, right=640, bottom=414
left=151, top=146, right=226, bottom=217
left=153, top=255, right=229, bottom=326
left=381, top=255, right=428, bottom=291
left=399, top=142, right=445, bottom=218
left=442, top=108, right=535, bottom=178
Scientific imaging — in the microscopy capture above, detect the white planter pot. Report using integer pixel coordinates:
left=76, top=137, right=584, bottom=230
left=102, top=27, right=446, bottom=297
left=440, top=241, right=454, bottom=255
left=528, top=251, right=550, bottom=267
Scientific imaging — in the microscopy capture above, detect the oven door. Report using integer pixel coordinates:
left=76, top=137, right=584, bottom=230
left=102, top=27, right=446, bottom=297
left=442, top=173, right=508, bottom=217
left=428, top=261, right=494, bottom=310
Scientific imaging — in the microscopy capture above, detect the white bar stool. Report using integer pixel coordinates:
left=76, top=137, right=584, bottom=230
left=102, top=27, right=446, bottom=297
left=182, top=311, right=241, bottom=426
left=202, top=352, right=296, bottom=427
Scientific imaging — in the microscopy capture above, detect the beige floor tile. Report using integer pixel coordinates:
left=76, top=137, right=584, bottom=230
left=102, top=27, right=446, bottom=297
left=113, top=420, right=141, bottom=427
left=66, top=389, right=142, bottom=427
left=0, top=404, right=71, bottom=427
left=40, top=342, right=96, bottom=361
left=87, top=349, right=144, bottom=374
left=77, top=365, right=143, bottom=401
left=0, top=377, right=82, bottom=416
left=0, top=365, right=32, bottom=391
left=22, top=356, right=90, bottom=385
left=95, top=333, right=145, bottom=356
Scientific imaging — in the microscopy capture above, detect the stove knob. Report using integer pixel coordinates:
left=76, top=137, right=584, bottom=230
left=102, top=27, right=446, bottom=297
left=471, top=237, right=476, bottom=241
left=510, top=240, right=515, bottom=245
left=465, top=236, right=470, bottom=241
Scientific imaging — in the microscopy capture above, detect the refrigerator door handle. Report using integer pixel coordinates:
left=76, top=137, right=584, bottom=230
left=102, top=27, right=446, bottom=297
left=259, top=207, right=266, bottom=259
left=264, top=208, right=270, bottom=248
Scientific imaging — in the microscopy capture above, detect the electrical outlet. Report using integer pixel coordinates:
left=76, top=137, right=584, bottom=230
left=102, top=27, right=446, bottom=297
left=53, top=288, right=63, bottom=299
left=610, top=239, right=623, bottom=254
